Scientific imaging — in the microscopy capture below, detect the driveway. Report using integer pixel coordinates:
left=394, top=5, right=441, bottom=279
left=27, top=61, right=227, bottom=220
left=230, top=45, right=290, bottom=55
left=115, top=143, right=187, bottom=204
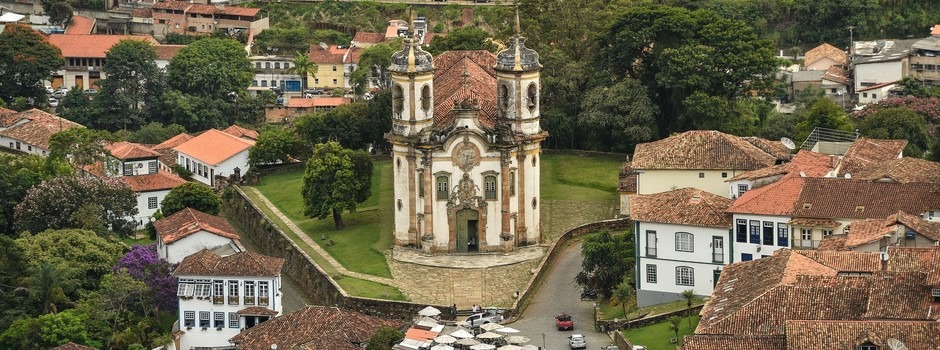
left=508, top=240, right=615, bottom=350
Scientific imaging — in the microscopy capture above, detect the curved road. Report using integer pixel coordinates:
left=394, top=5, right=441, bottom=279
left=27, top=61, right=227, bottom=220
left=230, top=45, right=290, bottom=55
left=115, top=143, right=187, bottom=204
left=508, top=241, right=615, bottom=350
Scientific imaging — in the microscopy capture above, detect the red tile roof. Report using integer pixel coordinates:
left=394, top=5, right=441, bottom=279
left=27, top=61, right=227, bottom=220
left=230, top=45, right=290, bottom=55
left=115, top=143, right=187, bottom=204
left=106, top=141, right=161, bottom=160
left=728, top=150, right=834, bottom=182
left=933, top=24, right=940, bottom=36
left=631, top=188, right=732, bottom=228
left=65, top=15, right=95, bottom=34
left=785, top=320, right=940, bottom=349
left=804, top=43, right=847, bottom=67
left=153, top=132, right=193, bottom=150
left=132, top=8, right=152, bottom=18
left=850, top=157, right=940, bottom=184
left=856, top=81, right=897, bottom=92
left=173, top=128, right=253, bottom=166
left=152, top=1, right=191, bottom=11
left=886, top=246, right=940, bottom=286
left=188, top=4, right=260, bottom=17
left=155, top=44, right=185, bottom=61
left=0, top=109, right=83, bottom=149
left=432, top=50, right=499, bottom=129
left=286, top=97, right=352, bottom=108
left=682, top=334, right=787, bottom=350
left=308, top=44, right=346, bottom=64
left=121, top=170, right=186, bottom=192
left=352, top=31, right=386, bottom=45
left=156, top=208, right=239, bottom=244
left=223, top=125, right=259, bottom=140
left=174, top=249, right=282, bottom=277
left=47, top=34, right=157, bottom=58
left=633, top=130, right=788, bottom=170
left=821, top=65, right=851, bottom=85
left=727, top=174, right=805, bottom=216
left=618, top=161, right=637, bottom=193
left=237, top=306, right=279, bottom=316
left=839, top=138, right=907, bottom=176
left=228, top=306, right=406, bottom=350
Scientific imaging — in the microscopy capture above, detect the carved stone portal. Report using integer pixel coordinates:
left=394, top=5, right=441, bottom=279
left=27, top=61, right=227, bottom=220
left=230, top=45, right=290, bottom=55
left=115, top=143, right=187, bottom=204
left=448, top=173, right=487, bottom=209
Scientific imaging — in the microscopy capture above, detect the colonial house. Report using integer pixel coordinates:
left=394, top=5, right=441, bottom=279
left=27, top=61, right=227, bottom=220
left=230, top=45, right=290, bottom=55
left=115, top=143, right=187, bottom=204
left=248, top=55, right=304, bottom=96
left=631, top=188, right=732, bottom=307
left=229, top=306, right=406, bottom=350
left=629, top=130, right=791, bottom=204
left=307, top=44, right=362, bottom=89
left=223, top=125, right=259, bottom=141
left=727, top=175, right=940, bottom=262
left=0, top=109, right=83, bottom=156
left=836, top=137, right=906, bottom=176
left=385, top=17, right=547, bottom=254
left=174, top=250, right=283, bottom=350
left=791, top=66, right=851, bottom=105
left=263, top=96, right=353, bottom=123
left=853, top=38, right=919, bottom=92
left=856, top=81, right=898, bottom=105
left=849, top=157, right=940, bottom=184
left=909, top=34, right=940, bottom=86
left=682, top=247, right=940, bottom=350
left=151, top=2, right=266, bottom=40
left=155, top=207, right=242, bottom=264
left=725, top=149, right=835, bottom=199
left=152, top=132, right=193, bottom=171
left=817, top=211, right=940, bottom=253
left=101, top=141, right=187, bottom=227
left=174, top=129, right=254, bottom=187
left=803, top=43, right=847, bottom=71
left=46, top=34, right=158, bottom=90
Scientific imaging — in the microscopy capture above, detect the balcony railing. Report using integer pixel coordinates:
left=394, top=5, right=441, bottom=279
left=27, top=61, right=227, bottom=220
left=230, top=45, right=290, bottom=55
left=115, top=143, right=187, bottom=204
left=712, top=252, right=724, bottom=263
left=244, top=296, right=255, bottom=305
left=228, top=295, right=239, bottom=305
left=213, top=295, right=224, bottom=304
left=793, top=239, right=820, bottom=249
left=646, top=247, right=657, bottom=257
left=259, top=297, right=269, bottom=306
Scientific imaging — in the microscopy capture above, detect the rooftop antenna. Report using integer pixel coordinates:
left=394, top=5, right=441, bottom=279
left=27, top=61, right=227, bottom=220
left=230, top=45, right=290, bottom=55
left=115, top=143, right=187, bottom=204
left=887, top=339, right=908, bottom=350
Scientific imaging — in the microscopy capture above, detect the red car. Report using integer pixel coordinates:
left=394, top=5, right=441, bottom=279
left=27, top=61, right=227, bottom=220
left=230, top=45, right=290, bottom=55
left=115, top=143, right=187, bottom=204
left=555, top=313, right=574, bottom=330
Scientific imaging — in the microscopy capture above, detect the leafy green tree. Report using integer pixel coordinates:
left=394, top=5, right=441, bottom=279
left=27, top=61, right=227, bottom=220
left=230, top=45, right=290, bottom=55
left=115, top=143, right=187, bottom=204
left=795, top=98, right=854, bottom=142
left=154, top=90, right=233, bottom=131
left=93, top=39, right=160, bottom=131
left=668, top=315, right=682, bottom=344
left=896, top=77, right=940, bottom=99
left=302, top=141, right=368, bottom=229
left=167, top=38, right=253, bottom=100
left=0, top=316, right=41, bottom=349
left=295, top=103, right=370, bottom=150
left=14, top=176, right=137, bottom=236
left=363, top=90, right=392, bottom=152
left=579, top=78, right=656, bottom=152
left=15, top=229, right=125, bottom=291
left=249, top=126, right=306, bottom=166
left=610, top=281, right=635, bottom=321
left=350, top=42, right=396, bottom=93
left=47, top=1, right=74, bottom=27
left=857, top=107, right=930, bottom=157
left=16, top=263, right=78, bottom=315
left=680, top=289, right=699, bottom=329
left=347, top=149, right=374, bottom=203
left=538, top=49, right=594, bottom=149
left=48, top=127, right=117, bottom=171
left=160, top=182, right=221, bottom=216
left=78, top=270, right=158, bottom=349
left=0, top=154, right=69, bottom=234
left=427, top=27, right=498, bottom=55
left=0, top=24, right=64, bottom=106
left=366, top=326, right=404, bottom=350
left=57, top=86, right=94, bottom=124
left=127, top=122, right=187, bottom=144
left=575, top=230, right=635, bottom=298
left=793, top=0, right=877, bottom=46
left=286, top=51, right=317, bottom=92
left=38, top=309, right=90, bottom=347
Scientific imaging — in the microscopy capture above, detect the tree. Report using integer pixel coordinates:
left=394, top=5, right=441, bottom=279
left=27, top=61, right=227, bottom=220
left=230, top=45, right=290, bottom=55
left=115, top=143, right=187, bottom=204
left=366, top=326, right=404, bottom=350
left=427, top=27, right=498, bottom=55
left=0, top=24, right=64, bottom=106
left=579, top=79, right=657, bottom=152
left=94, top=39, right=161, bottom=131
left=295, top=103, right=370, bottom=150
left=795, top=98, right=854, bottom=142
left=127, top=122, right=187, bottom=144
left=46, top=1, right=74, bottom=27
left=78, top=270, right=159, bottom=349
left=160, top=182, right=221, bottom=216
left=114, top=244, right=177, bottom=312
left=346, top=149, right=374, bottom=203
left=574, top=230, right=635, bottom=298
left=302, top=141, right=368, bottom=229
left=47, top=127, right=117, bottom=171
left=680, top=289, right=699, bottom=329
left=857, top=107, right=930, bottom=157
left=249, top=126, right=306, bottom=166
left=15, top=229, right=126, bottom=292
left=14, top=176, right=137, bottom=235
left=668, top=315, right=682, bottom=345
left=286, top=51, right=317, bottom=92
left=167, top=38, right=253, bottom=100
left=610, top=281, right=635, bottom=321
left=350, top=42, right=396, bottom=93
left=16, top=263, right=77, bottom=315
left=0, top=154, right=69, bottom=235
left=57, top=86, right=94, bottom=125
left=363, top=90, right=392, bottom=152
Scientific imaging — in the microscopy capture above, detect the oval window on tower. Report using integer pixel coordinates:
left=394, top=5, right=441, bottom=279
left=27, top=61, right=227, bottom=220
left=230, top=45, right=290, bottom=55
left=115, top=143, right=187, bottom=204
left=499, top=84, right=510, bottom=113
left=421, top=85, right=431, bottom=111
left=527, top=83, right=538, bottom=112
left=392, top=84, right=404, bottom=117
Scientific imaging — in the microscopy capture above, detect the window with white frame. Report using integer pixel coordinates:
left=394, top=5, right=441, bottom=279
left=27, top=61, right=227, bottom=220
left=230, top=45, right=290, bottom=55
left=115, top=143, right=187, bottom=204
left=199, top=311, right=210, bottom=328
left=229, top=312, right=239, bottom=329
left=822, top=229, right=833, bottom=237
left=148, top=161, right=157, bottom=174
left=228, top=280, right=239, bottom=304
left=737, top=184, right=748, bottom=197
left=646, top=264, right=657, bottom=283
left=777, top=223, right=788, bottom=247
left=123, top=163, right=133, bottom=176
left=676, top=266, right=694, bottom=286
left=645, top=230, right=657, bottom=257
left=244, top=281, right=255, bottom=305
left=184, top=311, right=195, bottom=327
left=194, top=283, right=211, bottom=298
left=177, top=283, right=195, bottom=297
left=675, top=232, right=694, bottom=252
left=148, top=197, right=158, bottom=209
left=213, top=280, right=224, bottom=303
left=214, top=312, right=225, bottom=328
left=258, top=281, right=269, bottom=305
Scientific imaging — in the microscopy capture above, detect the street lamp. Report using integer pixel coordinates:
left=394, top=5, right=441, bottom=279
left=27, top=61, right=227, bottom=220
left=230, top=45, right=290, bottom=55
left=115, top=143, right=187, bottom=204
left=542, top=332, right=546, bottom=350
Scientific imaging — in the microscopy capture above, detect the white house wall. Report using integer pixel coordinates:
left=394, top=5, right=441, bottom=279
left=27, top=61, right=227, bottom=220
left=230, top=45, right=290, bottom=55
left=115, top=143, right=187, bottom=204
left=0, top=136, right=48, bottom=156
left=178, top=150, right=250, bottom=187
left=637, top=169, right=742, bottom=198
left=855, top=61, right=903, bottom=91
left=177, top=274, right=281, bottom=350
left=132, top=188, right=171, bottom=229
left=162, top=231, right=238, bottom=264
left=731, top=213, right=792, bottom=262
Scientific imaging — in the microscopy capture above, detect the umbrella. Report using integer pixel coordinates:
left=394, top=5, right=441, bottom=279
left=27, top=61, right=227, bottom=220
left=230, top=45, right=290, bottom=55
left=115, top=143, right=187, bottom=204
left=495, top=327, right=520, bottom=334
left=469, top=344, right=496, bottom=350
left=431, top=345, right=454, bottom=350
left=434, top=335, right=457, bottom=344
left=519, top=345, right=539, bottom=350
left=455, top=338, right=480, bottom=346
left=504, top=336, right=530, bottom=344
left=497, top=346, right=523, bottom=350
left=419, top=306, right=442, bottom=317
left=450, top=328, right=474, bottom=339
left=476, top=332, right=503, bottom=340
left=480, top=323, right=503, bottom=332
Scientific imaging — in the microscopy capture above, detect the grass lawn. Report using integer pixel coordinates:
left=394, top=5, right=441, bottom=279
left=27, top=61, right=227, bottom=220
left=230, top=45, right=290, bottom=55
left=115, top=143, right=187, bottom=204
left=121, top=234, right=154, bottom=246
left=598, top=299, right=705, bottom=321
left=624, top=315, right=700, bottom=350
left=336, top=276, right=407, bottom=301
left=541, top=153, right=622, bottom=201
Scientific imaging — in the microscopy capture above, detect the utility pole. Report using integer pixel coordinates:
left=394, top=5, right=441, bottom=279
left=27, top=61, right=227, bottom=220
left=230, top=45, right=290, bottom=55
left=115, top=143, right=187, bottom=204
left=847, top=26, right=855, bottom=62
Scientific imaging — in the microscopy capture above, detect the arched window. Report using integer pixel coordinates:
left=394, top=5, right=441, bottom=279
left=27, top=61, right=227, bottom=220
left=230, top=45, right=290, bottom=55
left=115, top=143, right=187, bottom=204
left=274, top=62, right=281, bottom=69
left=675, top=232, right=694, bottom=252
left=499, top=84, right=509, bottom=112
left=255, top=62, right=261, bottom=69
left=527, top=83, right=537, bottom=112
left=676, top=266, right=694, bottom=286
left=484, top=175, right=497, bottom=200
left=421, top=85, right=431, bottom=111
left=392, top=84, right=404, bottom=117
left=509, top=171, right=515, bottom=196
left=265, top=62, right=271, bottom=69
left=436, top=175, right=449, bottom=200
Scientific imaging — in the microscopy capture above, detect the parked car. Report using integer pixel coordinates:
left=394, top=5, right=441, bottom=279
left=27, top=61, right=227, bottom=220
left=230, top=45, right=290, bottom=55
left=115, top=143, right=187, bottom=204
left=48, top=97, right=58, bottom=108
left=600, top=346, right=620, bottom=350
left=569, top=334, right=586, bottom=349
left=51, top=90, right=67, bottom=99
left=555, top=313, right=574, bottom=330
left=580, top=288, right=597, bottom=300
left=45, top=86, right=53, bottom=94
left=83, top=88, right=97, bottom=95
left=303, top=88, right=323, bottom=95
left=464, top=311, right=503, bottom=328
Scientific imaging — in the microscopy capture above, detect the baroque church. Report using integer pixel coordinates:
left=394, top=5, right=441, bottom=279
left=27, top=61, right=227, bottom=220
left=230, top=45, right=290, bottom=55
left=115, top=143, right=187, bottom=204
left=385, top=14, right=547, bottom=254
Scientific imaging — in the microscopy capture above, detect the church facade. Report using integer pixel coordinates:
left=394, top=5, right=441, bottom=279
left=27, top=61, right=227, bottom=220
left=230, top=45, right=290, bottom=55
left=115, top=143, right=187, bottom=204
left=385, top=18, right=547, bottom=254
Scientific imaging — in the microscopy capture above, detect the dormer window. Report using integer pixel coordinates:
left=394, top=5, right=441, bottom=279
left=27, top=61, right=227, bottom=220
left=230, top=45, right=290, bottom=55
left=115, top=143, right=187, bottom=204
left=857, top=342, right=878, bottom=350
left=803, top=203, right=812, bottom=209
left=932, top=288, right=940, bottom=302
left=855, top=205, right=865, bottom=213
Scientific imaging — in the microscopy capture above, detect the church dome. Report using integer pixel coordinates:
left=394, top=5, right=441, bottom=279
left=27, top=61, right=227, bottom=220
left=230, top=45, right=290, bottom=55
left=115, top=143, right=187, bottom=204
left=495, top=35, right=541, bottom=72
left=390, top=37, right=434, bottom=74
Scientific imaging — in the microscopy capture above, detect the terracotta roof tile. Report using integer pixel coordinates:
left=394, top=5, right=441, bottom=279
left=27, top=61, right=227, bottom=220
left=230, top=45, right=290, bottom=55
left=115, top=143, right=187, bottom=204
left=794, top=250, right=883, bottom=272
left=788, top=217, right=840, bottom=227
left=237, top=306, right=279, bottom=316
left=618, top=161, right=637, bottom=193
left=0, top=109, right=83, bottom=149
left=839, top=138, right=907, bottom=176
left=821, top=65, right=851, bottom=85
left=187, top=4, right=260, bottom=17
left=784, top=320, right=940, bottom=349
left=153, top=132, right=193, bottom=150
left=174, top=249, right=283, bottom=277
left=286, top=97, right=352, bottom=108
left=51, top=343, right=97, bottom=350
left=308, top=44, right=346, bottom=64
left=223, top=125, right=259, bottom=140
left=743, top=137, right=793, bottom=160
left=132, top=8, right=152, bottom=18
left=173, top=129, right=253, bottom=166
left=631, top=188, right=732, bottom=228
left=156, top=208, right=240, bottom=244
left=863, top=271, right=934, bottom=320
left=121, top=170, right=186, bottom=192
left=728, top=174, right=805, bottom=216
left=152, top=1, right=191, bottom=11
left=155, top=44, right=185, bottom=61
left=817, top=235, right=848, bottom=251
left=65, top=15, right=95, bottom=34
left=886, top=246, right=940, bottom=286
left=682, top=335, right=787, bottom=350
left=106, top=141, right=161, bottom=160
left=804, top=43, right=847, bottom=68
left=432, top=50, right=499, bottom=129
left=346, top=46, right=364, bottom=64
left=228, top=306, right=407, bottom=350
left=850, top=157, right=940, bottom=184
left=352, top=31, right=385, bottom=45
left=47, top=34, right=157, bottom=58
left=633, top=130, right=788, bottom=170
left=729, top=150, right=835, bottom=182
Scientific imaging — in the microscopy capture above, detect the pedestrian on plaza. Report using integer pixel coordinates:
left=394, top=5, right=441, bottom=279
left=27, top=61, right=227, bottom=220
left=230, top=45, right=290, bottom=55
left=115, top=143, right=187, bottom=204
left=452, top=304, right=457, bottom=319
left=472, top=304, right=479, bottom=313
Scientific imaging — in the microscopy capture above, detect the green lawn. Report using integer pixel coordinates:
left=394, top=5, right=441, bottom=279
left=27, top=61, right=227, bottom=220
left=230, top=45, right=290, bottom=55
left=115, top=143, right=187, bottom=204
left=624, top=315, right=700, bottom=350
left=336, top=276, right=407, bottom=301
left=541, top=153, right=623, bottom=201
left=598, top=299, right=705, bottom=321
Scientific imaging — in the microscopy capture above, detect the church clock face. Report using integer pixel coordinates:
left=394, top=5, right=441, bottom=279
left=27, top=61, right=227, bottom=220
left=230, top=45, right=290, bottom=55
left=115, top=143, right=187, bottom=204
left=453, top=138, right=480, bottom=173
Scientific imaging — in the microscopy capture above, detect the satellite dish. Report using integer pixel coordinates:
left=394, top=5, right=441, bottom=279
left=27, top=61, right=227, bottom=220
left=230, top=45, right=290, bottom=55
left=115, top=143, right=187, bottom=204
left=799, top=171, right=806, bottom=177
left=319, top=42, right=328, bottom=51
left=887, top=338, right=908, bottom=350
left=780, top=137, right=796, bottom=150
left=845, top=173, right=852, bottom=179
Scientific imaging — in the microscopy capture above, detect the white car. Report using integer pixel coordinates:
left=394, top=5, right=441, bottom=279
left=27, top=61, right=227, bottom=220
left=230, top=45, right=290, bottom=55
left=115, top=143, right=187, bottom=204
left=48, top=98, right=58, bottom=108
left=568, top=334, right=586, bottom=349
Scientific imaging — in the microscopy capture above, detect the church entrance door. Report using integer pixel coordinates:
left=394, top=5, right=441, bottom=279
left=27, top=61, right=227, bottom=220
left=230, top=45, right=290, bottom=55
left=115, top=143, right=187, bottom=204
left=456, top=209, right=479, bottom=253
